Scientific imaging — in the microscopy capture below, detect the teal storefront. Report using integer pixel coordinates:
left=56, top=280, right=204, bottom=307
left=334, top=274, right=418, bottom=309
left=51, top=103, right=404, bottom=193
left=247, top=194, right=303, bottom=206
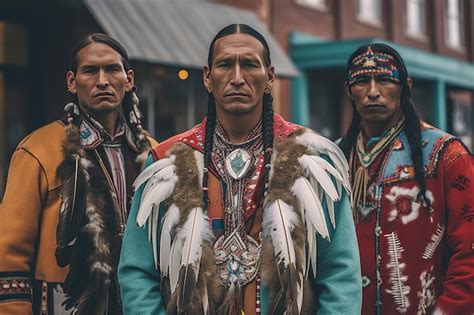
left=290, top=33, right=474, bottom=149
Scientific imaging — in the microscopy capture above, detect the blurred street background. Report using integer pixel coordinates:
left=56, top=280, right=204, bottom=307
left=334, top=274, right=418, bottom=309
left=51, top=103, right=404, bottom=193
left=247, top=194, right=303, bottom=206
left=1, top=0, right=473, bottom=199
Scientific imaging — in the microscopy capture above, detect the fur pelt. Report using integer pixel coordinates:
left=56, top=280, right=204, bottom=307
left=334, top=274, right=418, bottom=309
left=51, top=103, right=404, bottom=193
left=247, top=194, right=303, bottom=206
left=262, top=134, right=313, bottom=314
left=56, top=123, right=122, bottom=314
left=163, top=143, right=223, bottom=314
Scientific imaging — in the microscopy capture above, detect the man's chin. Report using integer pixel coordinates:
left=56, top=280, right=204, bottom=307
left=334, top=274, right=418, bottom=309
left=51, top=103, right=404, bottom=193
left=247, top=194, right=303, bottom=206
left=83, top=102, right=121, bottom=114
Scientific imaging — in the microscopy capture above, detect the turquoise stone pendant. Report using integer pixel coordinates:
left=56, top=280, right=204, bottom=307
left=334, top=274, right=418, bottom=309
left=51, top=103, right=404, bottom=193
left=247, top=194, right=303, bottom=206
left=225, top=148, right=252, bottom=180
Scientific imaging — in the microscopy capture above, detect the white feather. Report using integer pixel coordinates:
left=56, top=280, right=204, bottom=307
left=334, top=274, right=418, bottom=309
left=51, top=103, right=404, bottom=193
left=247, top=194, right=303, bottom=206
left=297, top=273, right=304, bottom=313
left=308, top=155, right=349, bottom=193
left=298, top=155, right=339, bottom=201
left=169, top=207, right=212, bottom=295
left=140, top=164, right=176, bottom=203
left=169, top=231, right=183, bottom=294
left=295, top=130, right=350, bottom=191
left=137, top=175, right=177, bottom=227
left=159, top=203, right=180, bottom=274
left=133, top=155, right=175, bottom=189
left=291, top=177, right=330, bottom=242
left=151, top=206, right=159, bottom=269
left=180, top=208, right=213, bottom=281
left=263, top=199, right=299, bottom=266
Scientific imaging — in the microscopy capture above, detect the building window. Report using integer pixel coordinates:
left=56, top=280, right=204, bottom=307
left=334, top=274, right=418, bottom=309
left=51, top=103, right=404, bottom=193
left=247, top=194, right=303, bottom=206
left=445, top=0, right=464, bottom=48
left=406, top=0, right=426, bottom=38
left=357, top=0, right=381, bottom=24
left=295, top=0, right=326, bottom=10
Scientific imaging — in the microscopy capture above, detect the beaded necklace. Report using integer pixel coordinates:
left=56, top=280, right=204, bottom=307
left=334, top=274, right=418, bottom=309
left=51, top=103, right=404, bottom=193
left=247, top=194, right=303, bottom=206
left=211, top=120, right=263, bottom=289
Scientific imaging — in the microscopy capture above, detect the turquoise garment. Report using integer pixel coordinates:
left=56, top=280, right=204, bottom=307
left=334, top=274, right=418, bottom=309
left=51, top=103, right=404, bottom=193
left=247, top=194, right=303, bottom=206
left=118, top=155, right=362, bottom=314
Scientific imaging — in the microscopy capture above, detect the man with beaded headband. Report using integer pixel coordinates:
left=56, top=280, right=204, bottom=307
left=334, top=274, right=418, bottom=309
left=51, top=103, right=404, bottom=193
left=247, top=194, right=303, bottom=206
left=340, top=43, right=474, bottom=314
left=119, top=24, right=361, bottom=314
left=0, top=33, right=156, bottom=314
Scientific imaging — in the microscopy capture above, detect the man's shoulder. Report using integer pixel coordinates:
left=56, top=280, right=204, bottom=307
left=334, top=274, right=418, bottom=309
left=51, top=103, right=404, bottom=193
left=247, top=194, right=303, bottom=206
left=17, top=120, right=66, bottom=152
left=14, top=120, right=66, bottom=190
left=151, top=125, right=203, bottom=160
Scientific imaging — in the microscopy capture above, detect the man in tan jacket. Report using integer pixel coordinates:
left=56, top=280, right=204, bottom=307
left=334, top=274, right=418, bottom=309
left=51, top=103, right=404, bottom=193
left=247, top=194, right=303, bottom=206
left=0, top=33, right=156, bottom=315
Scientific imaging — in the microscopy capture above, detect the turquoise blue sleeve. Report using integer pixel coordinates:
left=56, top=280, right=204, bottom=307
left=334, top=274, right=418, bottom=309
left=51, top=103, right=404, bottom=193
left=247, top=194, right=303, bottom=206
left=118, top=155, right=166, bottom=315
left=313, top=189, right=362, bottom=314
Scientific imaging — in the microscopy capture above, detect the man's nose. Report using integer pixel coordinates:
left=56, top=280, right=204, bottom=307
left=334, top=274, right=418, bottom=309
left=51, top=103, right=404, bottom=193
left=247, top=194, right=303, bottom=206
left=230, top=64, right=244, bottom=86
left=97, top=69, right=109, bottom=88
left=367, top=79, right=380, bottom=99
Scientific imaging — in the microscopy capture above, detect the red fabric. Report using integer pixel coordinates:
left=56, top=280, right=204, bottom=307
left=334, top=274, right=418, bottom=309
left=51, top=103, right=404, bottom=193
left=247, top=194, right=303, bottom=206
left=355, top=133, right=474, bottom=314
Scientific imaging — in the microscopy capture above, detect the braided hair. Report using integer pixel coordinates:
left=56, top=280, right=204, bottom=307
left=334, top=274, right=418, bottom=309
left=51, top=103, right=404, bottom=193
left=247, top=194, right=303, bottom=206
left=340, top=43, right=431, bottom=208
left=202, top=24, right=274, bottom=209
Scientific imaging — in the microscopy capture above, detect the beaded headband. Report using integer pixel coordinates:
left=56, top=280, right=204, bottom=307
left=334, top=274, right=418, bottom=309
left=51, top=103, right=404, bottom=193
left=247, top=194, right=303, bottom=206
left=347, top=46, right=400, bottom=85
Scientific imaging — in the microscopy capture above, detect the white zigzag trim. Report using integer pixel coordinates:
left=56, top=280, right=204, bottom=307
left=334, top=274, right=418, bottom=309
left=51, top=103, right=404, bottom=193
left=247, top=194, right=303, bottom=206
left=422, top=224, right=445, bottom=260
left=385, top=232, right=410, bottom=313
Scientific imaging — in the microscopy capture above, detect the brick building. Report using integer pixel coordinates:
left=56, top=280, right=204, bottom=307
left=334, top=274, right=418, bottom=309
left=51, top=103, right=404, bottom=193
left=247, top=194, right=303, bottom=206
left=1, top=0, right=473, bottom=197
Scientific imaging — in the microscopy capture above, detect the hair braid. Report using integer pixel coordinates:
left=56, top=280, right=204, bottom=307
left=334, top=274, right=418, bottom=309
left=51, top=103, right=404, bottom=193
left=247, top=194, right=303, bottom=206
left=202, top=95, right=217, bottom=209
left=262, top=93, right=274, bottom=196
left=339, top=105, right=361, bottom=159
left=401, top=94, right=431, bottom=209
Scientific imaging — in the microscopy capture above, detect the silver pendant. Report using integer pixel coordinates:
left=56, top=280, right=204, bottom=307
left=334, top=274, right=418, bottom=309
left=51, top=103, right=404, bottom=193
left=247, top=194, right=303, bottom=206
left=225, top=148, right=252, bottom=180
left=213, top=229, right=261, bottom=287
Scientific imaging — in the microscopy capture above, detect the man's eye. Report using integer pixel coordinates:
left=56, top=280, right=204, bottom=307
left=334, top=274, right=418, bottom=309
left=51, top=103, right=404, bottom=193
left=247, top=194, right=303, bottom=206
left=217, top=62, right=230, bottom=68
left=377, top=76, right=391, bottom=84
left=355, top=77, right=370, bottom=85
left=243, top=62, right=258, bottom=68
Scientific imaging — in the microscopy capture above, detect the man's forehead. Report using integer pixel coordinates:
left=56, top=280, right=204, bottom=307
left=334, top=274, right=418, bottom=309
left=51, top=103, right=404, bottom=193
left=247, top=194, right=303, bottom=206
left=76, top=42, right=124, bottom=67
left=213, top=33, right=265, bottom=59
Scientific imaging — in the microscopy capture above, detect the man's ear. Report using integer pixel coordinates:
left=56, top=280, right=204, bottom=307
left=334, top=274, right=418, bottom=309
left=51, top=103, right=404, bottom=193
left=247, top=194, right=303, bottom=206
left=266, top=65, right=275, bottom=90
left=407, top=77, right=413, bottom=91
left=203, top=65, right=212, bottom=93
left=344, top=82, right=353, bottom=100
left=125, top=69, right=135, bottom=92
left=66, top=71, right=77, bottom=94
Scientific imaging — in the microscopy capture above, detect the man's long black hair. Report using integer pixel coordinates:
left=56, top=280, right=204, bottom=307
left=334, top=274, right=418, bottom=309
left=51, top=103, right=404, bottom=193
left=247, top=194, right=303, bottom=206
left=339, top=43, right=431, bottom=207
left=202, top=24, right=274, bottom=209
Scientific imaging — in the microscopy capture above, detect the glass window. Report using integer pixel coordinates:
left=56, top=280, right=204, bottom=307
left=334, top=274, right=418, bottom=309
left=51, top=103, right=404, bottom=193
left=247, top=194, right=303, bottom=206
left=136, top=65, right=207, bottom=142
left=357, top=0, right=381, bottom=24
left=445, top=0, right=464, bottom=48
left=448, top=90, right=473, bottom=151
left=295, top=0, right=326, bottom=10
left=406, top=0, right=426, bottom=37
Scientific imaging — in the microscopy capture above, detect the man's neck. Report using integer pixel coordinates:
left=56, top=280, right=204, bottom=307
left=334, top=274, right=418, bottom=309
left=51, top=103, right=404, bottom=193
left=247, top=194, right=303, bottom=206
left=82, top=107, right=120, bottom=137
left=361, top=111, right=403, bottom=140
left=216, top=109, right=263, bottom=144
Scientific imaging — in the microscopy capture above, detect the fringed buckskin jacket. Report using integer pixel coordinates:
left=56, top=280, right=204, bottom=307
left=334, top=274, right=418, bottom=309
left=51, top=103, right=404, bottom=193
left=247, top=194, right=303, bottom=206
left=0, top=115, right=157, bottom=315
left=118, top=114, right=362, bottom=315
left=353, top=123, right=474, bottom=314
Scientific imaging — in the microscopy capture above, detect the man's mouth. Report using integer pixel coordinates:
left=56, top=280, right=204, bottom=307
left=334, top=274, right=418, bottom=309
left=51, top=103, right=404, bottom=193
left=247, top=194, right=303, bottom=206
left=225, top=92, right=249, bottom=97
left=365, top=104, right=385, bottom=109
left=94, top=92, right=114, bottom=98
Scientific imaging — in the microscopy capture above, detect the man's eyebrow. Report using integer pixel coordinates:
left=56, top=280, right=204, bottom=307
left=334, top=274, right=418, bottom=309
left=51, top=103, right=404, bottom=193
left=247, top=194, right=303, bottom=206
left=79, top=64, right=98, bottom=70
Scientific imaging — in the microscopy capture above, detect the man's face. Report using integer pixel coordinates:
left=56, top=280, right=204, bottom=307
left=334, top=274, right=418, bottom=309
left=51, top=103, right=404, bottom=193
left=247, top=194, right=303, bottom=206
left=203, top=33, right=274, bottom=117
left=67, top=42, right=134, bottom=116
left=348, top=73, right=402, bottom=126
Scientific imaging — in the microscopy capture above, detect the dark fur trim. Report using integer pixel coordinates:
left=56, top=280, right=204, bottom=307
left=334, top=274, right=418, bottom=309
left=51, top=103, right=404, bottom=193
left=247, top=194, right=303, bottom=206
left=56, top=124, right=122, bottom=314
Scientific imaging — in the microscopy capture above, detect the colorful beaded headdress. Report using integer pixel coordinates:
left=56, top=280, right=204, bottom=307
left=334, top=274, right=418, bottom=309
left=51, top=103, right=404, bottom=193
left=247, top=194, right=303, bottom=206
left=347, top=46, right=400, bottom=85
